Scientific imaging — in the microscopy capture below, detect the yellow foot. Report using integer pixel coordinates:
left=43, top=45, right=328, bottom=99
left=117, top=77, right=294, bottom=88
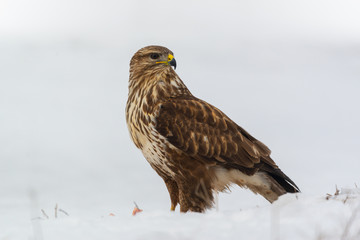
left=170, top=204, right=176, bottom=211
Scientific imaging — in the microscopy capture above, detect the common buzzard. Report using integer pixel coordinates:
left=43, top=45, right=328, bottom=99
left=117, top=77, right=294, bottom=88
left=126, top=45, right=299, bottom=212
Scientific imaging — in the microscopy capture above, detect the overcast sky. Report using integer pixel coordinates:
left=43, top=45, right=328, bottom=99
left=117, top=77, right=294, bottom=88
left=1, top=0, right=360, bottom=45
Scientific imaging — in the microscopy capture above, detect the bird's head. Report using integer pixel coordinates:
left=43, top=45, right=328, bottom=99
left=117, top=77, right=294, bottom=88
left=130, top=45, right=177, bottom=73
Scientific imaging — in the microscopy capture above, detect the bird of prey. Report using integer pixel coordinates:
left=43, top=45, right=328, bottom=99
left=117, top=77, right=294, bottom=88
left=126, top=45, right=299, bottom=213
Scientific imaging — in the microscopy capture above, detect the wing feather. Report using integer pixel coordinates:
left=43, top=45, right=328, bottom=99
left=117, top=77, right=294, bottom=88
left=155, top=96, right=275, bottom=171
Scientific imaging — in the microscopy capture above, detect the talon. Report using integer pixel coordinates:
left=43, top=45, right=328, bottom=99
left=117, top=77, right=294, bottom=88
left=170, top=204, right=176, bottom=211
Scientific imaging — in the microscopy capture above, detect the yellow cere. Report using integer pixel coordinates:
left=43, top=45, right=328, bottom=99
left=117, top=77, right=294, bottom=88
left=156, top=54, right=174, bottom=65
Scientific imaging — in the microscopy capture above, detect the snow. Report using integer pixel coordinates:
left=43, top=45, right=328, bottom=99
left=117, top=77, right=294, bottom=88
left=3, top=189, right=360, bottom=240
left=1, top=0, right=360, bottom=239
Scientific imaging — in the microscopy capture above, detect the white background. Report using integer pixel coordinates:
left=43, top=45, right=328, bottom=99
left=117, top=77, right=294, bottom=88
left=1, top=0, right=360, bottom=239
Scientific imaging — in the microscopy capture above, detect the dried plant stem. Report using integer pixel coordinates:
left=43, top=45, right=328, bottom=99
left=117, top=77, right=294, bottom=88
left=41, top=209, right=49, bottom=219
left=55, top=203, right=58, bottom=218
left=59, top=208, right=69, bottom=216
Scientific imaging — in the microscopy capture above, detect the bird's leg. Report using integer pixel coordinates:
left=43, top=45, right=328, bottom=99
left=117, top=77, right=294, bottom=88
left=177, top=178, right=213, bottom=213
left=164, top=178, right=179, bottom=211
left=178, top=189, right=204, bottom=213
left=178, top=188, right=190, bottom=212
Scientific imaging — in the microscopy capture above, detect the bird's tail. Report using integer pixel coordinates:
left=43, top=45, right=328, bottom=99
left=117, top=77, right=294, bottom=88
left=244, top=164, right=300, bottom=203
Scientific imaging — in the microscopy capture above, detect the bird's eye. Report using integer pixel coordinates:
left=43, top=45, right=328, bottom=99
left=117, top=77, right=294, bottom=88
left=150, top=53, right=160, bottom=59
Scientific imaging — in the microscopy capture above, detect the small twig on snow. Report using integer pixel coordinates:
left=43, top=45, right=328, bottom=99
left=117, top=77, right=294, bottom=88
left=326, top=193, right=332, bottom=200
left=41, top=209, right=49, bottom=219
left=55, top=203, right=58, bottom=218
left=335, top=185, right=340, bottom=196
left=59, top=208, right=69, bottom=216
left=132, top=201, right=143, bottom=216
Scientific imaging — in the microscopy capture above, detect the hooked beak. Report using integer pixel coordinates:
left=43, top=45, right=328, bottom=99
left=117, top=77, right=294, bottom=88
left=156, top=54, right=177, bottom=69
left=168, top=54, right=177, bottom=69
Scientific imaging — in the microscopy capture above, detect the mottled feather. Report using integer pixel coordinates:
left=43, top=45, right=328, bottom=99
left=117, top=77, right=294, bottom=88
left=126, top=45, right=299, bottom=213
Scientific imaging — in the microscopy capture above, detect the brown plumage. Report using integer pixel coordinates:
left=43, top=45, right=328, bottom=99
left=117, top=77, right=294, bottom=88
left=126, top=45, right=299, bottom=213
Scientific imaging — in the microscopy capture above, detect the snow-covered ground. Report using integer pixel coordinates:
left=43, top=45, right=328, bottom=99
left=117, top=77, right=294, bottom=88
left=1, top=0, right=360, bottom=239
left=27, top=189, right=360, bottom=240
left=3, top=187, right=360, bottom=240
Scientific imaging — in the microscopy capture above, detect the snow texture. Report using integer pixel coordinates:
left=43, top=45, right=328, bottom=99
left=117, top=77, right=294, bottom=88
left=3, top=189, right=360, bottom=240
